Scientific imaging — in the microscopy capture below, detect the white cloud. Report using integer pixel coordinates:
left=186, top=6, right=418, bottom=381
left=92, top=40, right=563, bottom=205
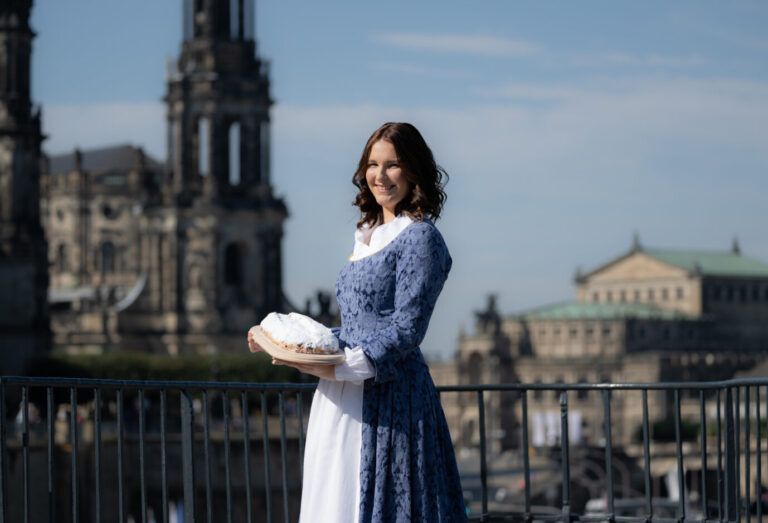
left=568, top=52, right=708, bottom=68
left=373, top=32, right=541, bottom=56
left=373, top=31, right=708, bottom=71
left=691, top=22, right=768, bottom=52
left=370, top=61, right=476, bottom=79
left=275, top=76, right=768, bottom=177
left=471, top=83, right=585, bottom=101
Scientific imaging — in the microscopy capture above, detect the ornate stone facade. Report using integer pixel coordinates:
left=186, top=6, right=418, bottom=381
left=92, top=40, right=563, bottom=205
left=42, top=0, right=288, bottom=355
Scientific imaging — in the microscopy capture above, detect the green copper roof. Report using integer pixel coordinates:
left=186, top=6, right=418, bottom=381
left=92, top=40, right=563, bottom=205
left=517, top=301, right=695, bottom=321
left=644, top=248, right=768, bottom=277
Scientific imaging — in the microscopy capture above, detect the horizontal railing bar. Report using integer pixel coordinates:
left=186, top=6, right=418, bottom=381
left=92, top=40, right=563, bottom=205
left=466, top=515, right=699, bottom=523
left=466, top=514, right=691, bottom=523
left=438, top=378, right=768, bottom=391
left=2, top=375, right=768, bottom=390
left=0, top=376, right=318, bottom=391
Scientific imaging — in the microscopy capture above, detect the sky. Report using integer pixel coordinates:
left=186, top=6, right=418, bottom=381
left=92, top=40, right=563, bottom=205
left=30, top=1, right=768, bottom=360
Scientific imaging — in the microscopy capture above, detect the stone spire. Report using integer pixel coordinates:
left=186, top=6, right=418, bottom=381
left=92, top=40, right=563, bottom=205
left=167, top=0, right=272, bottom=205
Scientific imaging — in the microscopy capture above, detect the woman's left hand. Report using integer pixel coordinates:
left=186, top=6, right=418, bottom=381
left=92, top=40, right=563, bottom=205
left=272, top=358, right=336, bottom=381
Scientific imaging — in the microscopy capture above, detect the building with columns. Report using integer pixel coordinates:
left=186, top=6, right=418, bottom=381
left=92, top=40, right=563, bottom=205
left=41, top=0, right=289, bottom=355
left=0, top=0, right=50, bottom=374
left=449, top=238, right=768, bottom=451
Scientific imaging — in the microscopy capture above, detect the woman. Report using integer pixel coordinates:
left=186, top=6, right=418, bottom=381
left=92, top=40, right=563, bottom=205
left=249, top=122, right=466, bottom=522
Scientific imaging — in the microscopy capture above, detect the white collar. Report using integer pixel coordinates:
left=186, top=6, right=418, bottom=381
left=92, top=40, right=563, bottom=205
left=350, top=215, right=414, bottom=261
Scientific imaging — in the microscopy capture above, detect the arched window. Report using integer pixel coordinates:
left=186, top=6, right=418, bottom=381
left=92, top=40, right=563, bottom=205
left=193, top=0, right=204, bottom=37
left=119, top=246, right=127, bottom=272
left=467, top=352, right=483, bottom=385
left=230, top=0, right=241, bottom=39
left=243, top=0, right=254, bottom=39
left=224, top=243, right=243, bottom=285
left=0, top=47, right=7, bottom=93
left=260, top=120, right=270, bottom=184
left=198, top=117, right=209, bottom=177
left=183, top=0, right=194, bottom=40
left=229, top=121, right=241, bottom=185
left=101, top=241, right=115, bottom=274
left=56, top=244, right=68, bottom=273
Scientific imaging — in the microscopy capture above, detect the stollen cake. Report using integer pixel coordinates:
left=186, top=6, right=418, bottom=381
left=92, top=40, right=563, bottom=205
left=258, top=312, right=340, bottom=355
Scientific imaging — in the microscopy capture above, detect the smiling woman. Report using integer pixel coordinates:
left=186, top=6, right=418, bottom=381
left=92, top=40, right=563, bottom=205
left=251, top=122, right=466, bottom=522
left=353, top=122, right=447, bottom=228
left=365, top=140, right=409, bottom=223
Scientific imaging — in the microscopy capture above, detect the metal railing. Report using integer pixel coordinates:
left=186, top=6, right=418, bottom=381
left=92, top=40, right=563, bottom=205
left=441, top=379, right=768, bottom=523
left=0, top=376, right=766, bottom=522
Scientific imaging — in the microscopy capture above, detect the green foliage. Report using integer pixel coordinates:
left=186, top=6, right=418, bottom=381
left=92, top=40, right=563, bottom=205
left=634, top=418, right=700, bottom=443
left=25, top=351, right=305, bottom=384
left=707, top=418, right=768, bottom=438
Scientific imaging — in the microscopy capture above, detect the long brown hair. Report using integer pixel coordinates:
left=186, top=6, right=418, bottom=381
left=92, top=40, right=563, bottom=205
left=353, top=122, right=447, bottom=228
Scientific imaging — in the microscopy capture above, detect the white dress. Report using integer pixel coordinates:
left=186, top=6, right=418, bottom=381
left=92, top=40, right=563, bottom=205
left=299, top=215, right=414, bottom=523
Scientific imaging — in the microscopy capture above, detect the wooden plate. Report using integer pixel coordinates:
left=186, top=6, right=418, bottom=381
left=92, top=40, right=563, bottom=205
left=248, top=326, right=346, bottom=366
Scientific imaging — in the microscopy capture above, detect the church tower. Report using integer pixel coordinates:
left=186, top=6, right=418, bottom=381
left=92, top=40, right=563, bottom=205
left=167, top=0, right=271, bottom=204
left=130, top=0, right=287, bottom=352
left=0, top=0, right=50, bottom=371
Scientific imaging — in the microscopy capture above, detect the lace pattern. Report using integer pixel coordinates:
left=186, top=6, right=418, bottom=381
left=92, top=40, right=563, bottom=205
left=335, top=220, right=467, bottom=522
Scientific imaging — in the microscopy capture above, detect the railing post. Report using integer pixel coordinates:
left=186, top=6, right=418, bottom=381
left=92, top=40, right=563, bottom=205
left=560, top=391, right=571, bottom=522
left=521, top=390, right=531, bottom=521
left=735, top=387, right=741, bottom=518
left=717, top=389, right=723, bottom=520
left=0, top=380, right=6, bottom=523
left=261, top=392, right=273, bottom=522
left=642, top=389, right=653, bottom=520
left=70, top=387, right=78, bottom=523
left=745, top=386, right=751, bottom=523
left=94, top=388, right=103, bottom=523
left=757, top=386, right=763, bottom=522
left=117, top=389, right=125, bottom=523
left=279, top=391, right=290, bottom=523
left=602, top=389, right=615, bottom=521
left=725, top=387, right=737, bottom=521
left=138, top=389, right=147, bottom=523
left=22, top=386, right=29, bottom=523
left=699, top=390, right=709, bottom=520
left=673, top=389, right=686, bottom=520
left=181, top=390, right=197, bottom=523
left=47, top=387, right=55, bottom=523
left=477, top=390, right=488, bottom=521
left=203, top=390, right=213, bottom=523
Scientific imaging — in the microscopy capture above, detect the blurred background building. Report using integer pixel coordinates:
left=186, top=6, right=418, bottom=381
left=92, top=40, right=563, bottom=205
left=445, top=238, right=768, bottom=451
left=39, top=0, right=290, bottom=356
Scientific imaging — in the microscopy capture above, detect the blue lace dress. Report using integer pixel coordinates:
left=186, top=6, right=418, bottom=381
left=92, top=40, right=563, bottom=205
left=334, top=219, right=467, bottom=522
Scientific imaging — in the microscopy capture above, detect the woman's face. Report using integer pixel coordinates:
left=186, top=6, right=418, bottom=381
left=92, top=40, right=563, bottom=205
left=366, top=140, right=410, bottom=223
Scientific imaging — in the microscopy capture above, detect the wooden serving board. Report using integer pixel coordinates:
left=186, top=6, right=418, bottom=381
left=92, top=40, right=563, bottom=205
left=248, top=326, right=346, bottom=366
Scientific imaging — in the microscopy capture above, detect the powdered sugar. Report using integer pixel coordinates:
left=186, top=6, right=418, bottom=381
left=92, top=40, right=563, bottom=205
left=260, top=312, right=339, bottom=353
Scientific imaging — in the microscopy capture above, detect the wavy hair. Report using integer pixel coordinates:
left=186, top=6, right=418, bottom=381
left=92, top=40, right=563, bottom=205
left=353, top=122, right=448, bottom=228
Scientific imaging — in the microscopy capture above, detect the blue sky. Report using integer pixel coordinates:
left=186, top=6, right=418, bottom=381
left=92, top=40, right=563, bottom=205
left=31, top=1, right=768, bottom=359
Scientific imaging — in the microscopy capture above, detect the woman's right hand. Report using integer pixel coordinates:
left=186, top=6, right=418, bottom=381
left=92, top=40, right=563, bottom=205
left=247, top=330, right=264, bottom=353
